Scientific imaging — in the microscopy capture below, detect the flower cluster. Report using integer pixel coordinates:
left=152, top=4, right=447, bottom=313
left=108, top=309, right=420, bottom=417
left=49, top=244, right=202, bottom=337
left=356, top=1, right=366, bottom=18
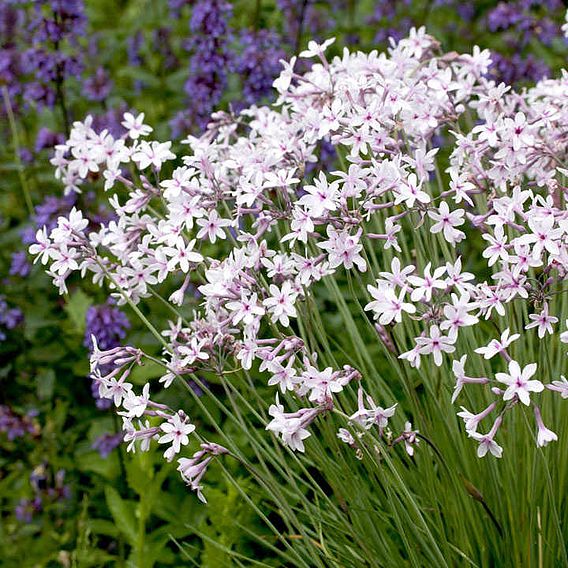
left=14, top=466, right=70, bottom=524
left=0, top=405, right=39, bottom=441
left=31, top=28, right=568, bottom=499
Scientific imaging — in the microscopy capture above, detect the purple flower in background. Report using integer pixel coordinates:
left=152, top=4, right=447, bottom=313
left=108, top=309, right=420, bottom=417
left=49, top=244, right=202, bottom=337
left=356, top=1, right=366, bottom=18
left=490, top=52, right=549, bottom=84
left=367, top=0, right=413, bottom=45
left=22, top=0, right=86, bottom=112
left=277, top=0, right=334, bottom=48
left=15, top=497, right=42, bottom=523
left=35, top=127, right=65, bottom=153
left=9, top=251, right=31, bottom=278
left=84, top=300, right=130, bottom=351
left=0, top=3, right=26, bottom=104
left=14, top=467, right=71, bottom=523
left=235, top=30, right=286, bottom=107
left=374, top=19, right=413, bottom=45
left=0, top=296, right=24, bottom=342
left=127, top=30, right=145, bottom=92
left=92, top=432, right=123, bottom=458
left=18, top=147, right=33, bottom=165
left=153, top=27, right=178, bottom=72
left=168, top=0, right=190, bottom=19
left=307, top=138, right=337, bottom=175
left=127, top=30, right=144, bottom=67
left=83, top=66, right=113, bottom=102
left=488, top=2, right=522, bottom=32
left=0, top=405, right=38, bottom=440
left=90, top=104, right=130, bottom=139
left=175, top=0, right=233, bottom=135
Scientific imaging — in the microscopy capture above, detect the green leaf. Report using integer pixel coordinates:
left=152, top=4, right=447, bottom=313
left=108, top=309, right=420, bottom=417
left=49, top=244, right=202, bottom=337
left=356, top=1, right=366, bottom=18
left=36, top=368, right=55, bottom=400
left=76, top=449, right=120, bottom=480
left=64, top=289, right=93, bottom=335
left=87, top=518, right=120, bottom=538
left=104, top=486, right=138, bottom=546
left=129, top=360, right=162, bottom=385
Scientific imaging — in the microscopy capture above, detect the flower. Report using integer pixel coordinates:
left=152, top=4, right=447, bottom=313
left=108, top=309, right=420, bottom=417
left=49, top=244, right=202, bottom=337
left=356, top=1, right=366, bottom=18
left=365, top=284, right=415, bottom=325
left=121, top=112, right=153, bottom=139
left=299, top=173, right=339, bottom=217
left=533, top=406, right=557, bottom=448
left=266, top=396, right=327, bottom=453
left=196, top=210, right=232, bottom=243
left=299, top=38, right=335, bottom=59
left=469, top=416, right=503, bottom=458
left=428, top=201, right=465, bottom=245
left=177, top=443, right=229, bottom=503
left=525, top=303, right=558, bottom=338
left=495, top=360, right=543, bottom=406
left=394, top=173, right=430, bottom=208
left=548, top=375, right=568, bottom=398
left=457, top=403, right=497, bottom=433
left=475, top=328, right=519, bottom=360
left=263, top=282, right=298, bottom=327
left=131, top=141, right=175, bottom=170
left=158, top=412, right=196, bottom=461
left=407, top=263, right=446, bottom=302
left=414, top=325, right=456, bottom=367
left=318, top=227, right=367, bottom=272
left=32, top=26, right=568, bottom=484
left=451, top=355, right=488, bottom=403
left=349, top=387, right=397, bottom=431
left=226, top=292, right=265, bottom=326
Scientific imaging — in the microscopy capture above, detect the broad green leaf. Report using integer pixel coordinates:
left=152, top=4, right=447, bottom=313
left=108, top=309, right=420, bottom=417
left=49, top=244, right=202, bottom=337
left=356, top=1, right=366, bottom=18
left=104, top=486, right=138, bottom=546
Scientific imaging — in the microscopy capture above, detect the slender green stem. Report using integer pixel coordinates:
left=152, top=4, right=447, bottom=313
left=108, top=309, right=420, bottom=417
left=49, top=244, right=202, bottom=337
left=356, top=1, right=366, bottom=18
left=2, top=87, right=34, bottom=216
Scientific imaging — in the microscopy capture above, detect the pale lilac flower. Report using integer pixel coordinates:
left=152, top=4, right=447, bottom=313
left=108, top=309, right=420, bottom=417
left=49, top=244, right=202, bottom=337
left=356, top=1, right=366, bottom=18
left=266, top=396, right=327, bottom=453
left=428, top=201, right=465, bottom=245
left=318, top=227, right=367, bottom=272
left=299, top=38, right=335, bottom=59
left=547, top=375, right=568, bottom=398
left=482, top=226, right=509, bottom=266
left=121, top=112, right=153, bottom=140
left=263, top=281, right=298, bottom=327
left=273, top=56, right=297, bottom=93
left=177, top=443, right=229, bottom=503
left=337, top=428, right=356, bottom=446
left=365, top=284, right=415, bottom=325
left=398, top=422, right=419, bottom=457
left=408, top=263, right=446, bottom=302
left=299, top=173, right=339, bottom=217
left=163, top=240, right=203, bottom=273
left=349, top=387, right=397, bottom=431
left=475, top=328, right=519, bottom=360
left=158, top=412, right=196, bottom=461
left=469, top=416, right=503, bottom=458
left=196, top=210, right=232, bottom=243
left=132, top=141, right=175, bottom=170
left=525, top=304, right=558, bottom=338
left=226, top=292, right=265, bottom=326
left=533, top=406, right=557, bottom=447
left=415, top=325, right=456, bottom=366
left=495, top=360, right=543, bottom=406
left=451, top=355, right=489, bottom=403
left=457, top=402, right=497, bottom=433
left=394, top=173, right=430, bottom=208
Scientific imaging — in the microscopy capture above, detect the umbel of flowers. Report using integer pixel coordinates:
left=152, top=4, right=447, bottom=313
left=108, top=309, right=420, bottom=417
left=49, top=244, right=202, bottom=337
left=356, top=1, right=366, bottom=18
left=31, top=28, right=568, bottom=501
